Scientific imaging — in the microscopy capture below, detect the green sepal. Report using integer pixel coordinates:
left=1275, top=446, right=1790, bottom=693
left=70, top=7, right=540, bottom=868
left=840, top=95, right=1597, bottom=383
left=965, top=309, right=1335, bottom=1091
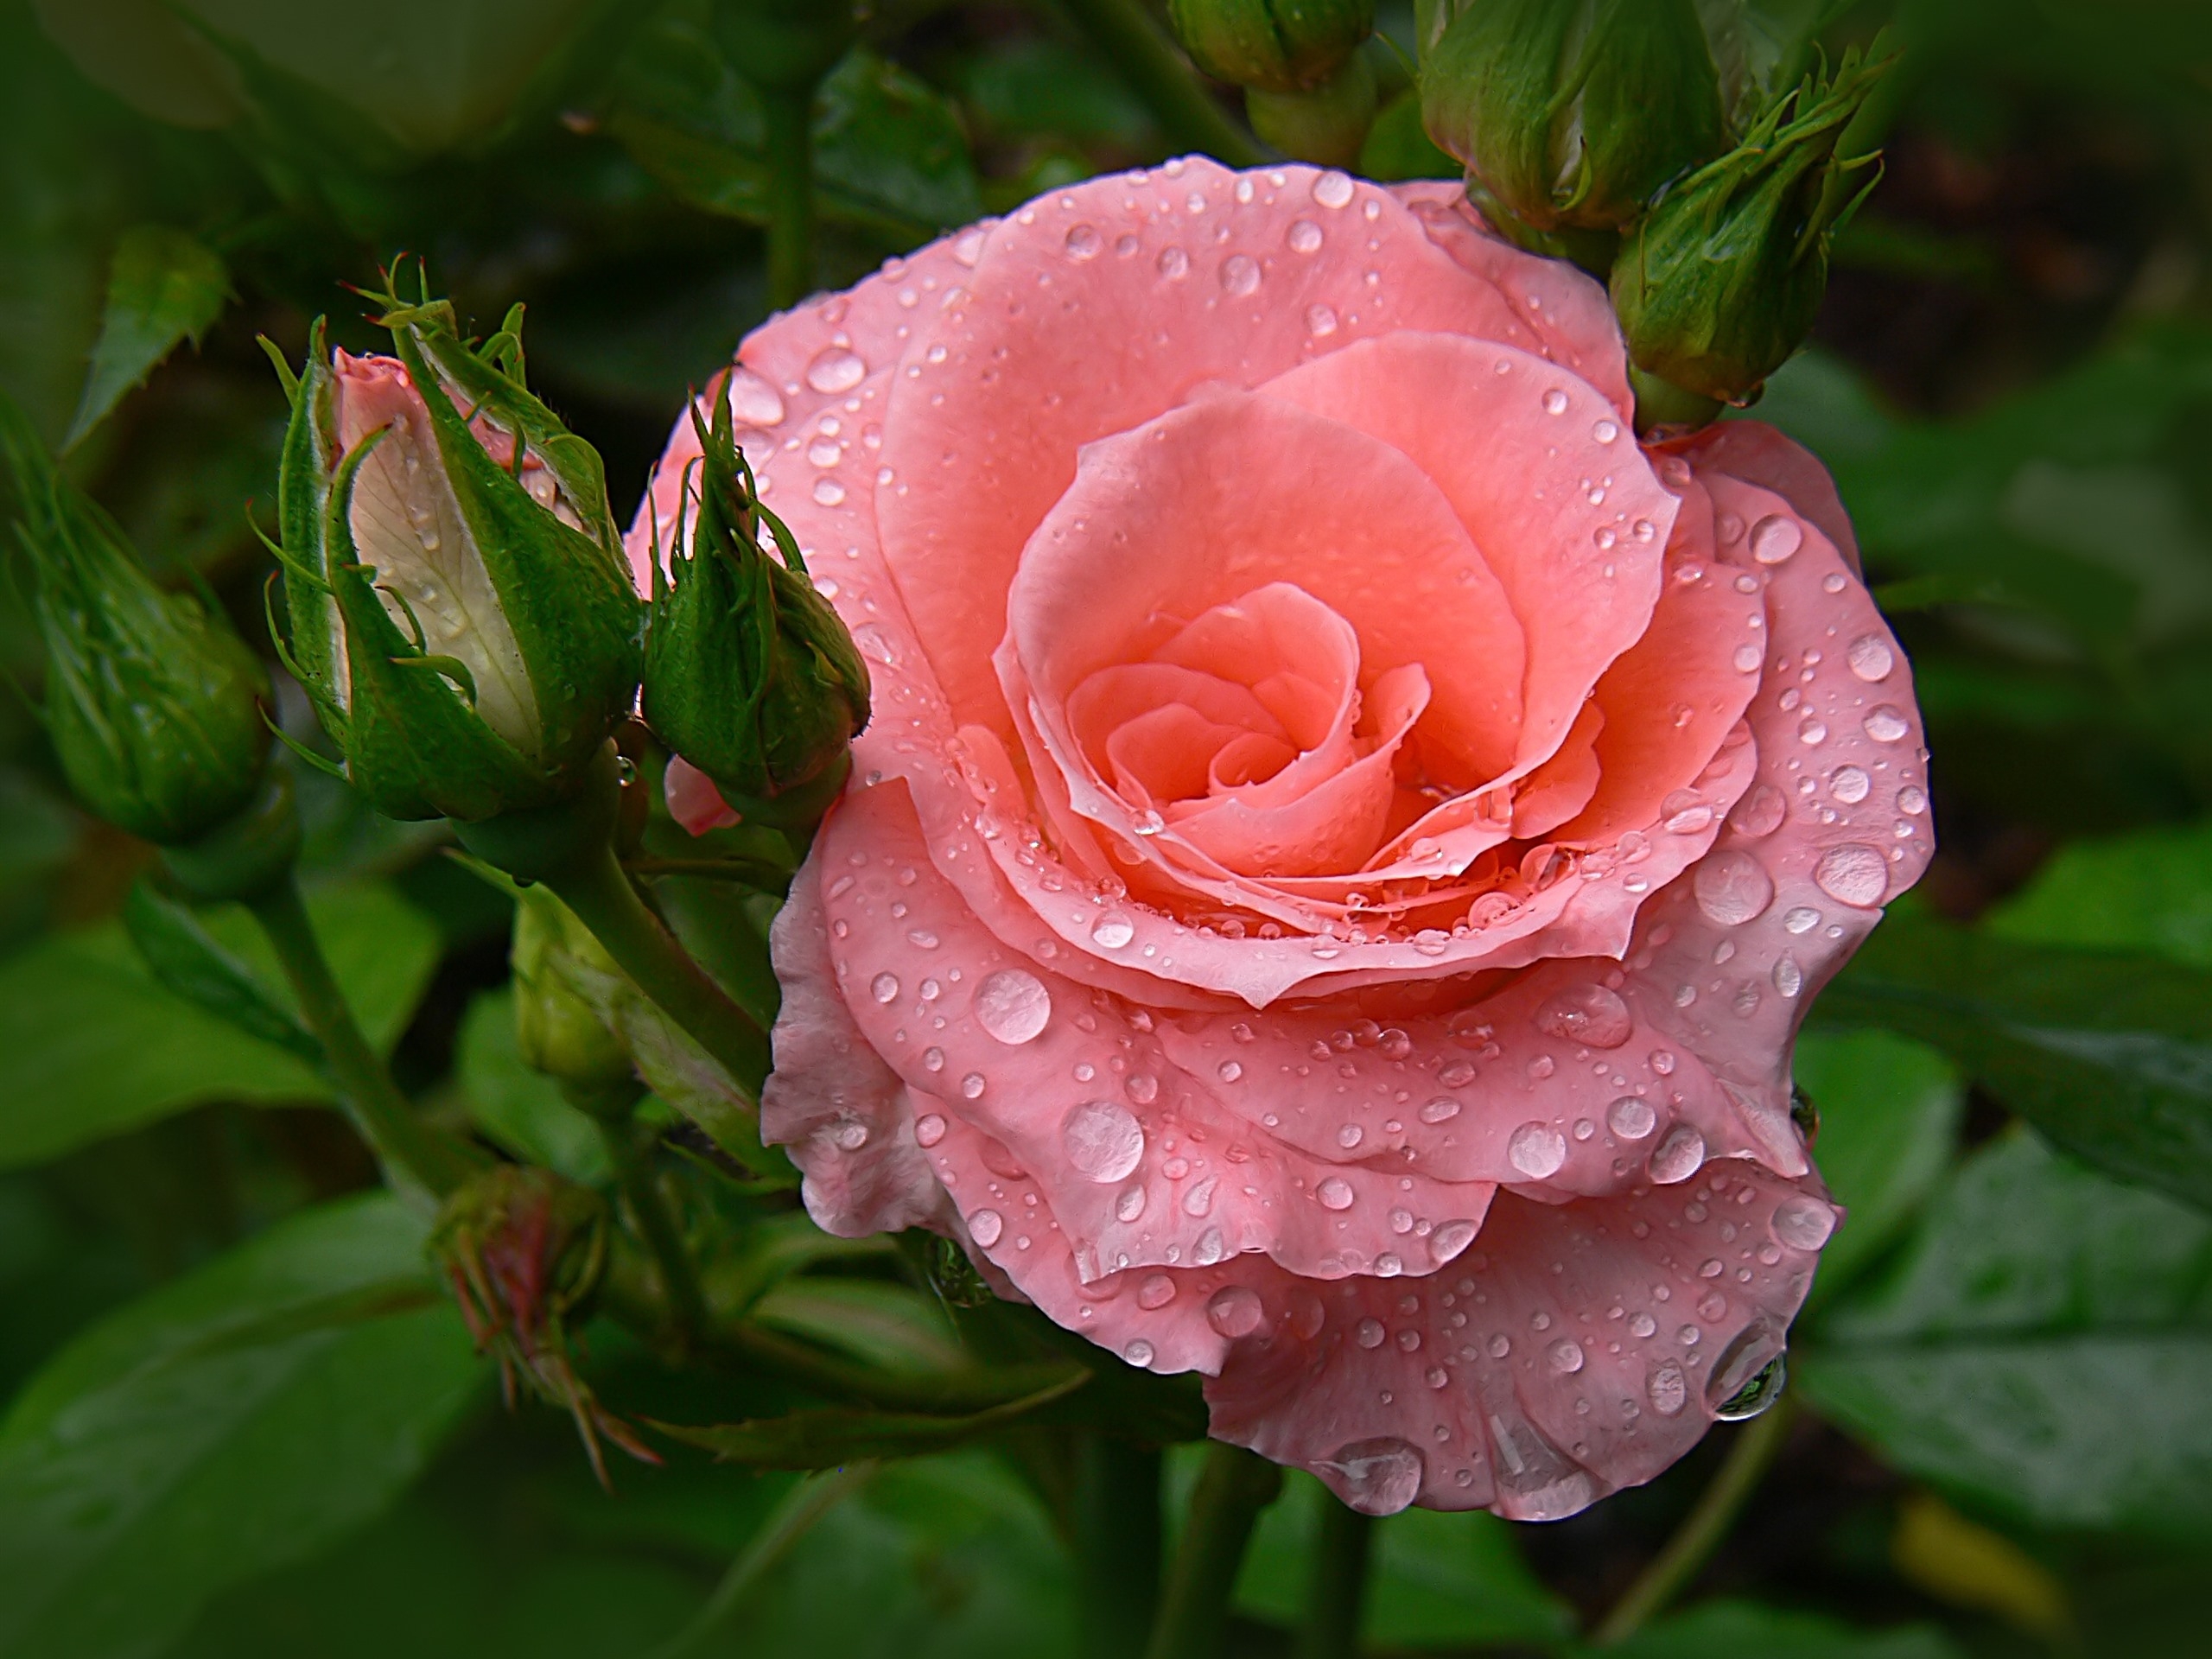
left=649, top=1370, right=1090, bottom=1469
left=1168, top=0, right=1375, bottom=94
left=271, top=317, right=350, bottom=743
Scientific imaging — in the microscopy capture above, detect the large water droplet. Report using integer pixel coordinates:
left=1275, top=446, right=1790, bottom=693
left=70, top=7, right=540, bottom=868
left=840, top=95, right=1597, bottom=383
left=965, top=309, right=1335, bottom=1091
left=1830, top=766, right=1871, bottom=804
left=1548, top=1339, right=1586, bottom=1375
left=1419, top=1096, right=1460, bottom=1125
left=1137, top=1272, right=1175, bottom=1309
left=1090, top=912, right=1135, bottom=949
left=1814, top=843, right=1889, bottom=907
left=915, top=1113, right=947, bottom=1148
left=1730, top=785, right=1787, bottom=838
left=1606, top=1096, right=1656, bottom=1141
left=975, top=967, right=1052, bottom=1045
left=968, top=1208, right=1003, bottom=1247
left=1648, top=1125, right=1706, bottom=1184
left=1847, top=634, right=1895, bottom=682
left=1116, top=1185, right=1146, bottom=1222
left=1533, top=983, right=1633, bottom=1049
left=1311, top=170, right=1356, bottom=209
left=1694, top=850, right=1775, bottom=925
left=1432, top=1218, right=1478, bottom=1263
left=1647, top=1362, right=1688, bottom=1415
left=1323, top=1438, right=1423, bottom=1516
left=1063, top=1099, right=1146, bottom=1183
left=1771, top=1195, right=1837, bottom=1250
left=1157, top=245, right=1190, bottom=280
left=724, top=365, right=785, bottom=427
left=1749, top=515, right=1802, bottom=563
left=1541, top=388, right=1569, bottom=416
left=1305, top=302, right=1339, bottom=337
left=1285, top=219, right=1322, bottom=253
left=1772, top=954, right=1803, bottom=997
left=1708, top=1319, right=1789, bottom=1419
left=1208, top=1285, right=1265, bottom=1338
left=1317, top=1177, right=1356, bottom=1211
left=1124, top=1338, right=1155, bottom=1367
left=1487, top=1405, right=1593, bottom=1521
left=870, top=971, right=899, bottom=1003
left=804, top=346, right=867, bottom=395
left=1064, top=223, right=1101, bottom=260
left=1863, top=704, right=1910, bottom=742
left=1218, top=253, right=1261, bottom=296
left=1508, top=1122, right=1567, bottom=1179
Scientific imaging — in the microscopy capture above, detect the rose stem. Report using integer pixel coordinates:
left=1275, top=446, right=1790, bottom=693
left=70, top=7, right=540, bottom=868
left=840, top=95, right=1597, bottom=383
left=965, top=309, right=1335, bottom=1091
left=569, top=1076, right=708, bottom=1356
left=1073, top=1436, right=1164, bottom=1659
left=245, top=872, right=484, bottom=1205
left=1143, top=1441, right=1282, bottom=1659
left=1294, top=1500, right=1376, bottom=1659
left=761, top=85, right=817, bottom=309
left=1053, top=0, right=1270, bottom=169
left=1590, top=1399, right=1797, bottom=1644
left=648, top=1462, right=877, bottom=1659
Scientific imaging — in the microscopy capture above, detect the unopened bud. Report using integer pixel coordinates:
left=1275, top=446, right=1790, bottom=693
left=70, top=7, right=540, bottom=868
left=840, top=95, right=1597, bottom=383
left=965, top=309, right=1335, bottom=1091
left=1, top=395, right=270, bottom=845
left=511, top=884, right=635, bottom=1091
left=641, top=381, right=869, bottom=830
left=1245, top=51, right=1378, bottom=168
left=1169, top=0, right=1374, bottom=94
left=270, top=281, right=642, bottom=822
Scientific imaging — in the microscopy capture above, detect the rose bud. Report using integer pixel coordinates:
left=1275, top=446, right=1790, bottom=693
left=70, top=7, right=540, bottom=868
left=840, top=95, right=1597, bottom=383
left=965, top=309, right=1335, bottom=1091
left=639, top=382, right=870, bottom=830
left=1422, top=0, right=1725, bottom=243
left=1, top=395, right=270, bottom=846
left=270, top=289, right=642, bottom=822
left=512, top=884, right=636, bottom=1093
left=1168, top=0, right=1374, bottom=94
left=1611, top=42, right=1892, bottom=421
left=1245, top=52, right=1381, bottom=170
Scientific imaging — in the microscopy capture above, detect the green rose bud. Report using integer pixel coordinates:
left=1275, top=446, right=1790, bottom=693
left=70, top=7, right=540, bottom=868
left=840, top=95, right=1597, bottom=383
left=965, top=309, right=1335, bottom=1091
left=710, top=0, right=860, bottom=92
left=1422, top=0, right=1725, bottom=234
left=1245, top=51, right=1379, bottom=168
left=1168, top=0, right=1375, bottom=94
left=1611, top=42, right=1891, bottom=416
left=640, top=382, right=870, bottom=830
left=0, top=394, right=270, bottom=846
left=511, top=883, right=636, bottom=1093
left=270, top=282, right=643, bottom=822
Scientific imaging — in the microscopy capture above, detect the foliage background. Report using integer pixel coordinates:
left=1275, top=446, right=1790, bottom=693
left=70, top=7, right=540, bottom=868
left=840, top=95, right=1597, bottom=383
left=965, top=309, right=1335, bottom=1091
left=3, top=0, right=2211, bottom=1654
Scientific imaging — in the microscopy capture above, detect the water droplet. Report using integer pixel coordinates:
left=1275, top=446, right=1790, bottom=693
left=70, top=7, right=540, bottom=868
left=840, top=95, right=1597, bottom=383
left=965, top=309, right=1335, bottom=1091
left=1798, top=716, right=1828, bottom=745
left=1733, top=644, right=1763, bottom=672
left=1593, top=418, right=1620, bottom=444
left=1208, top=1286, right=1265, bottom=1338
left=915, top=1113, right=946, bottom=1147
left=1534, top=983, right=1633, bottom=1049
left=1606, top=1096, right=1656, bottom=1141
left=907, top=929, right=939, bottom=950
left=1830, top=766, right=1871, bottom=804
left=1771, top=1195, right=1837, bottom=1250
left=1731, top=785, right=1787, bottom=838
left=1863, top=704, right=1910, bottom=742
left=975, top=967, right=1052, bottom=1045
left=807, top=436, right=841, bottom=467
left=1897, top=785, right=1928, bottom=816
left=1137, top=1273, right=1175, bottom=1309
left=1157, top=245, right=1189, bottom=279
left=1218, top=253, right=1261, bottom=296
left=1432, top=1218, right=1478, bottom=1262
left=1847, top=634, right=1895, bottom=681
left=960, top=1071, right=987, bottom=1099
left=1783, top=906, right=1821, bottom=934
left=1286, top=218, right=1323, bottom=253
left=1312, top=170, right=1356, bottom=209
left=812, top=477, right=847, bottom=506
left=922, top=1046, right=945, bottom=1072
left=1323, top=1438, right=1422, bottom=1516
left=1709, top=1320, right=1788, bottom=1419
left=1217, top=1060, right=1243, bottom=1084
left=1318, top=1177, right=1356, bottom=1211
left=1127, top=1073, right=1160, bottom=1105
left=1508, top=1122, right=1567, bottom=1179
left=1750, top=515, right=1802, bottom=563
left=1772, top=954, right=1803, bottom=997
left=1063, top=1100, right=1145, bottom=1184
left=1419, top=1096, right=1461, bottom=1125
left=853, top=622, right=899, bottom=665
left=1090, top=912, right=1135, bottom=949
left=1305, top=302, right=1339, bottom=336
left=1064, top=223, right=1101, bottom=260
left=1541, top=388, right=1569, bottom=416
left=1649, top=1125, right=1706, bottom=1184
left=868, top=971, right=900, bottom=1005
left=969, top=1208, right=1003, bottom=1246
left=1648, top=1363, right=1688, bottom=1415
left=1357, top=1317, right=1385, bottom=1348
left=804, top=346, right=866, bottom=394
left=1124, top=1338, right=1155, bottom=1367
left=724, top=365, right=785, bottom=427
left=1814, top=843, right=1888, bottom=907
left=1548, top=1339, right=1586, bottom=1374
left=1183, top=1176, right=1218, bottom=1217
left=1629, top=1312, right=1657, bottom=1338
left=1694, top=850, right=1775, bottom=925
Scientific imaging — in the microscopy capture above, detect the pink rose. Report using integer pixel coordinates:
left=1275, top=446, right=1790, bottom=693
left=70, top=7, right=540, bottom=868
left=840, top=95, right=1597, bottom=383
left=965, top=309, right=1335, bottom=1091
left=626, top=160, right=1931, bottom=1519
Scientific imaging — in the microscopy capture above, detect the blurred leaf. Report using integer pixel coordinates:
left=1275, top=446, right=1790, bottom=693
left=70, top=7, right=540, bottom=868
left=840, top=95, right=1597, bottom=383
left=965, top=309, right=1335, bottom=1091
left=454, top=988, right=612, bottom=1185
left=0, top=1192, right=484, bottom=1659
left=816, top=50, right=985, bottom=234
left=654, top=1370, right=1087, bottom=1467
left=752, top=1276, right=969, bottom=1376
left=1232, top=1468, right=1573, bottom=1647
left=1984, top=817, right=2212, bottom=969
left=961, top=37, right=1154, bottom=147
left=64, top=224, right=230, bottom=448
left=1890, top=1491, right=2073, bottom=1642
left=709, top=1208, right=894, bottom=1319
left=1815, top=912, right=2212, bottom=1214
left=1358, top=90, right=1459, bottom=181
left=122, top=879, right=320, bottom=1065
left=1587, top=1597, right=1963, bottom=1657
left=1798, top=1131, right=2212, bottom=1541
left=0, top=881, right=441, bottom=1170
left=1795, top=1029, right=1964, bottom=1306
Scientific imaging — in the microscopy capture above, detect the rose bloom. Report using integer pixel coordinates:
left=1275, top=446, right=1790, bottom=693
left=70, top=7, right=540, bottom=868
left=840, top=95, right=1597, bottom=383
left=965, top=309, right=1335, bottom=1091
left=627, top=160, right=1930, bottom=1519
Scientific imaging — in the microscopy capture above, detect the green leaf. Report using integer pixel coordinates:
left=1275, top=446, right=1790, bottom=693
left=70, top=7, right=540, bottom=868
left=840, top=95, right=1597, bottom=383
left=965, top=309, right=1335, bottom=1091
left=1357, top=89, right=1459, bottom=182
left=1984, top=817, right=2212, bottom=969
left=1231, top=1469, right=1573, bottom=1647
left=1814, top=912, right=2212, bottom=1214
left=1590, top=1597, right=1963, bottom=1658
left=0, top=880, right=441, bottom=1170
left=0, top=1193, right=485, bottom=1658
left=654, top=1371, right=1089, bottom=1468
left=1797, top=1131, right=2212, bottom=1541
left=1795, top=1029, right=1964, bottom=1306
left=65, top=225, right=230, bottom=448
left=750, top=1276, right=969, bottom=1376
left=122, top=880, right=321, bottom=1065
left=454, top=988, right=612, bottom=1185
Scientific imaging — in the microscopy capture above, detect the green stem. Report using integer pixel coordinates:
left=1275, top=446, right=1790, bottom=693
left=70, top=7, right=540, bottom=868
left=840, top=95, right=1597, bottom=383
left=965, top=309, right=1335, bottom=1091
left=1053, top=0, right=1269, bottom=167
left=245, top=873, right=482, bottom=1202
left=649, top=1461, right=876, bottom=1659
left=1145, top=1441, right=1281, bottom=1659
left=1074, top=1436, right=1164, bottom=1659
left=569, top=1078, right=707, bottom=1354
left=1295, top=1499, right=1376, bottom=1659
left=1592, top=1399, right=1796, bottom=1645
left=762, top=84, right=817, bottom=310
